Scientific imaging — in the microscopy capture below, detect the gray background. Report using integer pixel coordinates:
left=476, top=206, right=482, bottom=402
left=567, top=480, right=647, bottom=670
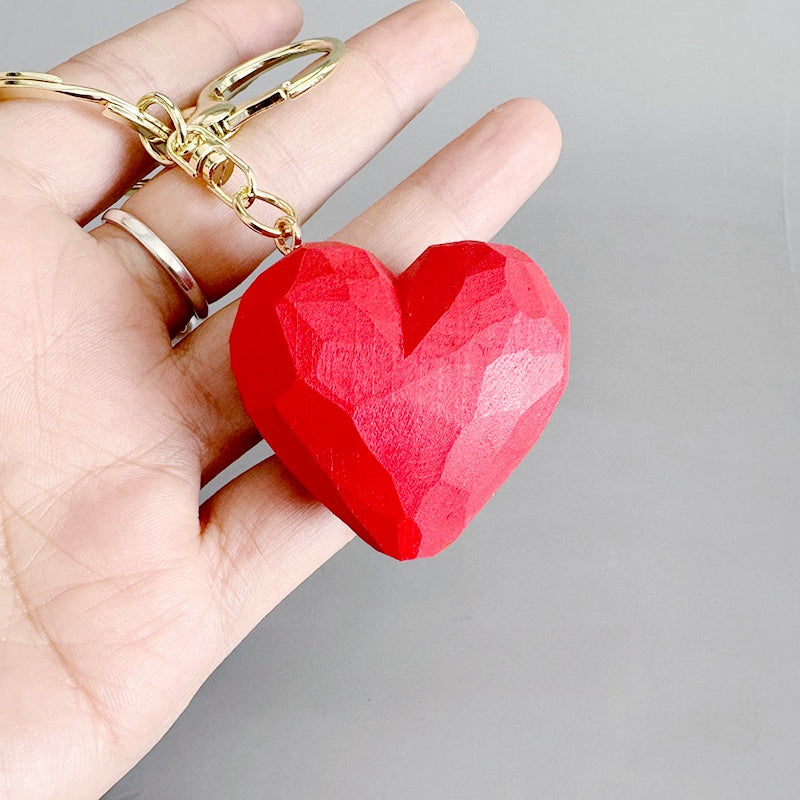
left=3, top=0, right=800, bottom=797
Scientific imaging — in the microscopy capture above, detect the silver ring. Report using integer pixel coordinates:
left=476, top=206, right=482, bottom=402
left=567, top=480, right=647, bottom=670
left=101, top=208, right=209, bottom=322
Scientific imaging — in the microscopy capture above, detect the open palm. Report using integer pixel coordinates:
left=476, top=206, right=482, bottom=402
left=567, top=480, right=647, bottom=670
left=0, top=1, right=560, bottom=797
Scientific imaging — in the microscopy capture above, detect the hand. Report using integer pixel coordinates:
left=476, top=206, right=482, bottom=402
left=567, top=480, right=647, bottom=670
left=0, top=1, right=560, bottom=797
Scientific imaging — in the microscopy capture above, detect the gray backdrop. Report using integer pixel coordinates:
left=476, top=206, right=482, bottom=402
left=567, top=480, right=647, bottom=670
left=3, top=0, right=800, bottom=797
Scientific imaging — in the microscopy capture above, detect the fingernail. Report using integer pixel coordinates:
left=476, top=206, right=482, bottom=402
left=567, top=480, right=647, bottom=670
left=450, top=0, right=477, bottom=38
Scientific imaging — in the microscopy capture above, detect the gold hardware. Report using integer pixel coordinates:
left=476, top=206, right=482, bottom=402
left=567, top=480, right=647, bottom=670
left=0, top=71, right=173, bottom=142
left=0, top=37, right=346, bottom=254
left=190, top=37, right=346, bottom=139
left=233, top=187, right=298, bottom=239
left=136, top=91, right=188, bottom=165
left=274, top=216, right=303, bottom=256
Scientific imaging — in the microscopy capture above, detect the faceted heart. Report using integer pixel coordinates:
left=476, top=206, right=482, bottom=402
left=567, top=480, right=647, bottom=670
left=229, top=241, right=569, bottom=560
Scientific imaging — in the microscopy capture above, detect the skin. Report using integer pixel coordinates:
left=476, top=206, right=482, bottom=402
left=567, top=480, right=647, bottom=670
left=0, top=1, right=561, bottom=797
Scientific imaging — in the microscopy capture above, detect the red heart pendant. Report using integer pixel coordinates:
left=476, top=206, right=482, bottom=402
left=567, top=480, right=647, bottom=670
left=229, top=241, right=569, bottom=560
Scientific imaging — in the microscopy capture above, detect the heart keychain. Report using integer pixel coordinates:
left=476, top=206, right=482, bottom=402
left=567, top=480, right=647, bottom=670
left=230, top=240, right=569, bottom=560
left=222, top=41, right=570, bottom=559
left=1, top=37, right=569, bottom=560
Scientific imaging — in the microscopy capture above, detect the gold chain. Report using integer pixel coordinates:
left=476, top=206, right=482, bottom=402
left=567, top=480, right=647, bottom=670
left=0, top=38, right=345, bottom=255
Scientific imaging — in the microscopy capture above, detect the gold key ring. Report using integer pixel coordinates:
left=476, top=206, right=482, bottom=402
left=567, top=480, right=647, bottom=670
left=0, top=37, right=346, bottom=252
left=0, top=71, right=174, bottom=144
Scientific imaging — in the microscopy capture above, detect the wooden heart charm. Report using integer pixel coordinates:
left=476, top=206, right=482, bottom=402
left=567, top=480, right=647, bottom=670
left=229, top=241, right=569, bottom=560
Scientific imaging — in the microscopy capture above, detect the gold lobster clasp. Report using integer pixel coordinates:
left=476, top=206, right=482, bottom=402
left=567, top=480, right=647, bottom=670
left=189, top=37, right=346, bottom=140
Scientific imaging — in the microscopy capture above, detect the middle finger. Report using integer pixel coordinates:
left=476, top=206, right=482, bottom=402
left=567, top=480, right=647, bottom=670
left=91, top=0, right=478, bottom=335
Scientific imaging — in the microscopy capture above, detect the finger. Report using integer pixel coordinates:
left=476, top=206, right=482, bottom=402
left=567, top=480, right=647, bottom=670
left=0, top=0, right=302, bottom=223
left=202, top=458, right=354, bottom=656
left=197, top=97, right=562, bottom=644
left=338, top=99, right=563, bottom=271
left=92, top=0, right=478, bottom=336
